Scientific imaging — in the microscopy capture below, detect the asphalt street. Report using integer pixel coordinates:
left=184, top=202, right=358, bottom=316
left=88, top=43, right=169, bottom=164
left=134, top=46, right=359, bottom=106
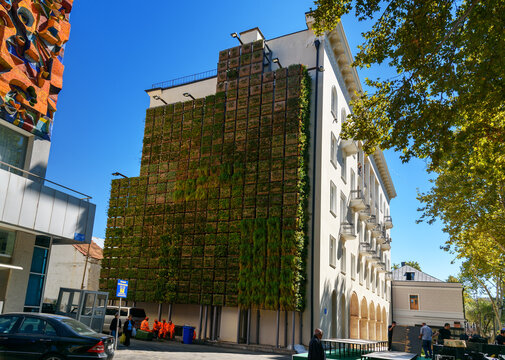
left=114, top=339, right=293, bottom=360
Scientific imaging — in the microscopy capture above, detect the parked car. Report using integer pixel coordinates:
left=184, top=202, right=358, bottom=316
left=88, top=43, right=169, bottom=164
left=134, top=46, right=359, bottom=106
left=0, top=312, right=114, bottom=360
left=103, top=306, right=146, bottom=334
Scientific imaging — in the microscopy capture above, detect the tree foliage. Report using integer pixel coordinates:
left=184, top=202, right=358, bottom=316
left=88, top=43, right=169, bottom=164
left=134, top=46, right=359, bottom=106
left=392, top=261, right=421, bottom=271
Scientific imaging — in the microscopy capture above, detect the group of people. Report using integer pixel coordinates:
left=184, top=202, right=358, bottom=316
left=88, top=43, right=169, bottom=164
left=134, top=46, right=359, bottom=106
left=140, top=317, right=175, bottom=340
left=109, top=315, right=176, bottom=347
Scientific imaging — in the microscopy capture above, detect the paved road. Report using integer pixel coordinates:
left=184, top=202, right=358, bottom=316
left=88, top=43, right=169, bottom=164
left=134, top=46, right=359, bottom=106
left=114, top=339, right=292, bottom=360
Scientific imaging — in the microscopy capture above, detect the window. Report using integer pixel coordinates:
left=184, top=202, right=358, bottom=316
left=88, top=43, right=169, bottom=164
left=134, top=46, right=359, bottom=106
left=340, top=244, right=346, bottom=274
left=351, top=254, right=356, bottom=279
left=338, top=143, right=347, bottom=181
left=24, top=236, right=51, bottom=312
left=351, top=169, right=356, bottom=192
left=330, top=132, right=337, bottom=166
left=0, top=123, right=28, bottom=172
left=409, top=295, right=419, bottom=310
left=0, top=229, right=15, bottom=258
left=329, top=235, right=336, bottom=268
left=341, top=108, right=347, bottom=124
left=330, top=182, right=337, bottom=216
left=331, top=86, right=338, bottom=120
left=0, top=316, right=20, bottom=334
left=406, top=272, right=415, bottom=281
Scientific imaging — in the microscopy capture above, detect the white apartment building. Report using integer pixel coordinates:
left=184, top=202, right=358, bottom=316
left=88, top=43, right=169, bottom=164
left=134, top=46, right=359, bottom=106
left=142, top=14, right=396, bottom=346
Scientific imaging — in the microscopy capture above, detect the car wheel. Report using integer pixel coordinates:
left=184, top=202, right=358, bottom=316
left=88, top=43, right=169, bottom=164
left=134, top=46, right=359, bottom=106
left=42, top=354, right=65, bottom=360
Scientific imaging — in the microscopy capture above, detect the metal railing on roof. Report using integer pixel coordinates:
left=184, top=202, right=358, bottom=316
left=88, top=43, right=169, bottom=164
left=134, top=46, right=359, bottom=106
left=151, top=69, right=217, bottom=89
left=0, top=159, right=92, bottom=200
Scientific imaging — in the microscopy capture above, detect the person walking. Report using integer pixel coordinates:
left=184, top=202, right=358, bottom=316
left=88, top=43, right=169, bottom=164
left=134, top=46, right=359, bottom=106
left=419, top=322, right=433, bottom=358
left=110, top=313, right=121, bottom=339
left=123, top=315, right=134, bottom=347
left=308, top=328, right=325, bottom=360
left=388, top=321, right=396, bottom=351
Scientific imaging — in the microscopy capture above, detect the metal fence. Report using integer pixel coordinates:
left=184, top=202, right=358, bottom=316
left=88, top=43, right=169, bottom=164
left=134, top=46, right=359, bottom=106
left=151, top=69, right=217, bottom=89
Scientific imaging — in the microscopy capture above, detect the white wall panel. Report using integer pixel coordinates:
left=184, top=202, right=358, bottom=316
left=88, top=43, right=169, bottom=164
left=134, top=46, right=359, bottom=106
left=34, top=186, right=56, bottom=233
left=0, top=170, right=10, bottom=219
left=48, top=191, right=68, bottom=236
left=18, top=180, right=42, bottom=229
left=2, top=175, right=24, bottom=224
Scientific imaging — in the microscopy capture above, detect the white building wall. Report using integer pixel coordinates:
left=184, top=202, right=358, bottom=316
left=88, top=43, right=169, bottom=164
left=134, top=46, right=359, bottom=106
left=43, top=245, right=101, bottom=303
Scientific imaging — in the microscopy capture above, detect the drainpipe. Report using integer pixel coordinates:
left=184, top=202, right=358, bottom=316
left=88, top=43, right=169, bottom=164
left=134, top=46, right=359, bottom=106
left=310, top=38, right=321, bottom=338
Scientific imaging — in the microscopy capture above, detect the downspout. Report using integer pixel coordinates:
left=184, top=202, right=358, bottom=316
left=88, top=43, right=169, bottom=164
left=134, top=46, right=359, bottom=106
left=310, top=38, right=321, bottom=337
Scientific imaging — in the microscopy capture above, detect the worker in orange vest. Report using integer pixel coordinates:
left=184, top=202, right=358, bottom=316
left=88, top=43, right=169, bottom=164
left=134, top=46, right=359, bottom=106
left=167, top=320, right=175, bottom=340
left=140, top=317, right=150, bottom=332
left=152, top=320, right=161, bottom=339
left=159, top=319, right=167, bottom=339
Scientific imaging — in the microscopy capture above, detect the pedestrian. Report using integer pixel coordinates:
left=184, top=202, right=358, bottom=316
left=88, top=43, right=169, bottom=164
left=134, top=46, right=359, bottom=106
left=167, top=320, right=175, bottom=340
left=123, top=315, right=134, bottom=347
left=152, top=319, right=161, bottom=339
left=159, top=319, right=167, bottom=339
left=308, top=328, right=325, bottom=360
left=459, top=332, right=469, bottom=341
left=495, top=329, right=505, bottom=345
left=419, top=322, right=433, bottom=358
left=388, top=321, right=396, bottom=351
left=110, top=313, right=121, bottom=339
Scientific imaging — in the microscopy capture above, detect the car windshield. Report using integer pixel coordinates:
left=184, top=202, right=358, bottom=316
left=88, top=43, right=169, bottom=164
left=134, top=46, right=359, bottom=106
left=61, top=318, right=96, bottom=336
left=106, top=308, right=127, bottom=316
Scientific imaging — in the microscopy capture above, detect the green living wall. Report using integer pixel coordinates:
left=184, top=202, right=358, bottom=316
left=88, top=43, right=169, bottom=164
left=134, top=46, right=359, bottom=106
left=100, top=39, right=311, bottom=311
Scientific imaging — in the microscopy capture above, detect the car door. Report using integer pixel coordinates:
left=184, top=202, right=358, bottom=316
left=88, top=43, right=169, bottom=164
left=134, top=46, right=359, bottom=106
left=7, top=316, right=48, bottom=359
left=0, top=315, right=22, bottom=360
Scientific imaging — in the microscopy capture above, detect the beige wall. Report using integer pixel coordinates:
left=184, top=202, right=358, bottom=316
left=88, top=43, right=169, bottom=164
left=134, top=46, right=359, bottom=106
left=392, top=281, right=465, bottom=327
left=2, top=231, right=35, bottom=313
left=43, top=245, right=101, bottom=303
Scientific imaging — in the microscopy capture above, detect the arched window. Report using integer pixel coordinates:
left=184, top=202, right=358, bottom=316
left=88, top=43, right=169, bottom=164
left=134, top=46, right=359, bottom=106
left=331, top=86, right=338, bottom=120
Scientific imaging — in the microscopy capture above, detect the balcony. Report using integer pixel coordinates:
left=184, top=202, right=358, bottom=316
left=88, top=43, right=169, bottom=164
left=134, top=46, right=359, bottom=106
left=384, top=215, right=393, bottom=229
left=350, top=190, right=367, bottom=212
left=371, top=224, right=382, bottom=238
left=375, top=261, right=387, bottom=273
left=341, top=139, right=358, bottom=156
left=385, top=271, right=393, bottom=281
left=381, top=236, right=391, bottom=251
left=0, top=160, right=95, bottom=244
left=340, top=222, right=356, bottom=241
left=365, top=215, right=377, bottom=230
left=358, top=205, right=371, bottom=221
left=376, top=230, right=387, bottom=244
left=368, top=253, right=381, bottom=263
left=359, top=242, right=374, bottom=257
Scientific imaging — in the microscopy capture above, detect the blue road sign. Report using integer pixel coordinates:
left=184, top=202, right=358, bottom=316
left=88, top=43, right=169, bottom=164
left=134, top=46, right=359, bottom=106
left=116, top=279, right=128, bottom=298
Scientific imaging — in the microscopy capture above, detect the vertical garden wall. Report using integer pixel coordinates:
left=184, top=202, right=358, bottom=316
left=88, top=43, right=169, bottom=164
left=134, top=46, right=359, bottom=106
left=100, top=40, right=311, bottom=312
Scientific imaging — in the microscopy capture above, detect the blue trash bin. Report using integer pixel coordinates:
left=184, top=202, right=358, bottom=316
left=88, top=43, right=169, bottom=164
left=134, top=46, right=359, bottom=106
left=182, top=326, right=195, bottom=344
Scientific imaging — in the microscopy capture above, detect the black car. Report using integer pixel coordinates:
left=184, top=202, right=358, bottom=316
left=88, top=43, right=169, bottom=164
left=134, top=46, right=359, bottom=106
left=0, top=313, right=114, bottom=360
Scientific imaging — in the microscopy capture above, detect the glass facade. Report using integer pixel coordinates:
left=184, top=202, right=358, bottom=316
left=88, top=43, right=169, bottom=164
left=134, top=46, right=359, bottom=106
left=24, top=236, right=51, bottom=312
left=0, top=122, right=28, bottom=172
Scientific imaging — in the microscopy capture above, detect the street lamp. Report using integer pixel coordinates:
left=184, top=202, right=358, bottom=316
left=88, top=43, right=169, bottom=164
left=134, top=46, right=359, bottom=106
left=230, top=32, right=244, bottom=45
left=272, top=58, right=282, bottom=69
left=183, top=92, right=195, bottom=100
left=153, top=95, right=167, bottom=105
left=112, top=172, right=127, bottom=178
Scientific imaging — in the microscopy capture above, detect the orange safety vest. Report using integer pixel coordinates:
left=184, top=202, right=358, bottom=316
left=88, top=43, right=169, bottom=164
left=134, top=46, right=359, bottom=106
left=168, top=323, right=175, bottom=338
left=140, top=320, right=150, bottom=332
left=153, top=321, right=161, bottom=332
left=159, top=322, right=167, bottom=336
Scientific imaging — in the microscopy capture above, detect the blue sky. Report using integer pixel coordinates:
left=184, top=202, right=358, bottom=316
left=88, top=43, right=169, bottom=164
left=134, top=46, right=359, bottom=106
left=45, top=0, right=460, bottom=280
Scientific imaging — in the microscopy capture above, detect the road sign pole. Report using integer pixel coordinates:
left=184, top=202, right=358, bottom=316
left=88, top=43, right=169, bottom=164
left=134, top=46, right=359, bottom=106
left=115, top=297, right=121, bottom=350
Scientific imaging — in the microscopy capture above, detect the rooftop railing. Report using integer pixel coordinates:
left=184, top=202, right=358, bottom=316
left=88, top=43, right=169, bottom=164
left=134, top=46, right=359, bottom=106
left=151, top=69, right=218, bottom=90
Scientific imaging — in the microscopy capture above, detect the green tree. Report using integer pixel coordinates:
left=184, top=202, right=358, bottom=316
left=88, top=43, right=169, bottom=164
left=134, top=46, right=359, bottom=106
left=446, top=275, right=459, bottom=283
left=392, top=261, right=421, bottom=271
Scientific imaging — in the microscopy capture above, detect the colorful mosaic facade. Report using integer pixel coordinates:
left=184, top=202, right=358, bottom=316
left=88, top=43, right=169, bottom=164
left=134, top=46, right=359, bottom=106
left=101, top=40, right=311, bottom=311
left=0, top=0, right=73, bottom=139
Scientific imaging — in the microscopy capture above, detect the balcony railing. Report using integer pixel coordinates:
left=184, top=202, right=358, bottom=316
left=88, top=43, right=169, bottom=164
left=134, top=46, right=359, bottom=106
left=358, top=205, right=371, bottom=221
left=365, top=215, right=377, bottom=230
left=341, top=139, right=358, bottom=156
left=375, top=261, right=387, bottom=272
left=359, top=242, right=374, bottom=257
left=371, top=224, right=382, bottom=238
left=340, top=222, right=356, bottom=241
left=350, top=190, right=367, bottom=212
left=381, top=239, right=391, bottom=251
left=376, top=229, right=387, bottom=244
left=384, top=215, right=393, bottom=229
left=151, top=69, right=217, bottom=89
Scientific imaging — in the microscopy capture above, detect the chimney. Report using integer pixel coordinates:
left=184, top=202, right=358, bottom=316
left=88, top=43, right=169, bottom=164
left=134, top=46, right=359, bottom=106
left=401, top=262, right=406, bottom=267
left=239, top=27, right=265, bottom=44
